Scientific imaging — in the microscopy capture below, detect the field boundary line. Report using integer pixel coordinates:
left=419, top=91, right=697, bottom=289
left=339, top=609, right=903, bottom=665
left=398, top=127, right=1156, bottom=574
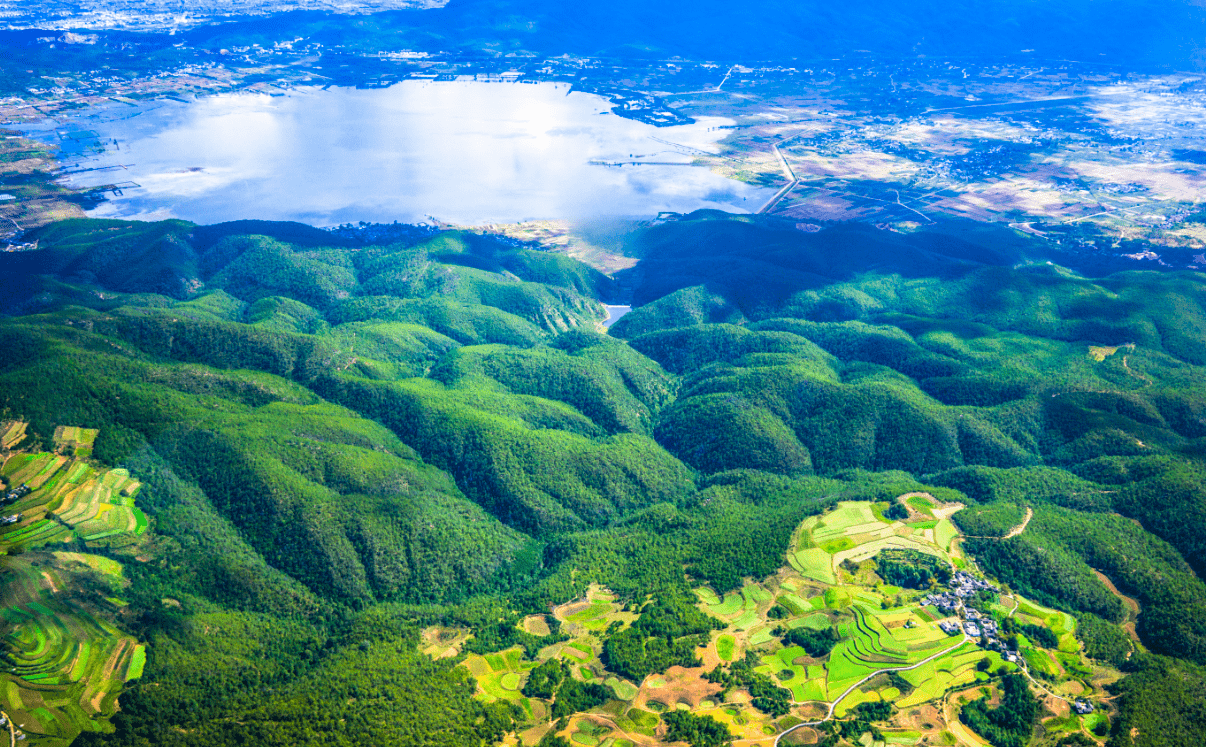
left=772, top=633, right=970, bottom=746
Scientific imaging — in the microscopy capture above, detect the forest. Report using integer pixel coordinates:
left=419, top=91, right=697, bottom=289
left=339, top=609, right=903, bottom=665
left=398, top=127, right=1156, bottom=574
left=0, top=211, right=1204, bottom=745
left=873, top=549, right=951, bottom=589
left=959, top=674, right=1039, bottom=747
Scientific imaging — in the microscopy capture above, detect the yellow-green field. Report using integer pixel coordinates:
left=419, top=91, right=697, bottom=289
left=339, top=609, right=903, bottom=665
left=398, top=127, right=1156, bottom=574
left=465, top=498, right=1119, bottom=747
left=0, top=425, right=151, bottom=746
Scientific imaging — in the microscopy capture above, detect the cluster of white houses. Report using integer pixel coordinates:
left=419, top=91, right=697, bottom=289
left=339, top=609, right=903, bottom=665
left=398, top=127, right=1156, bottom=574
left=923, top=572, right=1018, bottom=662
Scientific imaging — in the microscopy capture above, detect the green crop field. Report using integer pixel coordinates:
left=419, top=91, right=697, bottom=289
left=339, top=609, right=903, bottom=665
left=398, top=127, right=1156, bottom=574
left=933, top=520, right=957, bottom=551
left=811, top=503, right=879, bottom=541
left=797, top=612, right=831, bottom=630
left=465, top=646, right=537, bottom=705
left=820, top=537, right=856, bottom=554
left=744, top=584, right=773, bottom=604
left=777, top=592, right=809, bottom=615
left=567, top=604, right=610, bottom=623
left=0, top=434, right=156, bottom=746
left=605, top=677, right=638, bottom=700
left=716, top=635, right=735, bottom=661
left=733, top=608, right=760, bottom=631
left=707, top=591, right=745, bottom=617
left=791, top=547, right=836, bottom=584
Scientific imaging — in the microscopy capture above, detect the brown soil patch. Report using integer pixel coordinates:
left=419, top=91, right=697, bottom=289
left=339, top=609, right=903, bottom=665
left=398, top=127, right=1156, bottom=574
left=952, top=685, right=998, bottom=709
left=560, top=643, right=591, bottom=661
left=698, top=639, right=723, bottom=670
left=1059, top=680, right=1087, bottom=697
left=796, top=702, right=827, bottom=720
left=634, top=665, right=722, bottom=712
left=555, top=600, right=591, bottom=620
left=463, top=657, right=491, bottom=678
left=90, top=639, right=130, bottom=711
left=1093, top=570, right=1140, bottom=615
left=528, top=700, right=548, bottom=721
left=522, top=615, right=551, bottom=637
left=898, top=704, right=941, bottom=730
left=1044, top=694, right=1070, bottom=718
left=519, top=723, right=553, bottom=745
left=781, top=726, right=819, bottom=744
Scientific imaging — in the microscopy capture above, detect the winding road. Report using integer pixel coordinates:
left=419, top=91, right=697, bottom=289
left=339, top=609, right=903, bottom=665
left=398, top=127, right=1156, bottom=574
left=772, top=502, right=1039, bottom=746
left=963, top=507, right=1032, bottom=541
left=772, top=633, right=970, bottom=746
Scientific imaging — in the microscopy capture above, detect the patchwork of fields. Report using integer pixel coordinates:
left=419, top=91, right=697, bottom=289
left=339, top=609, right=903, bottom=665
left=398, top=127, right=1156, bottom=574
left=0, top=446, right=146, bottom=552
left=461, top=496, right=1121, bottom=747
left=0, top=424, right=149, bottom=746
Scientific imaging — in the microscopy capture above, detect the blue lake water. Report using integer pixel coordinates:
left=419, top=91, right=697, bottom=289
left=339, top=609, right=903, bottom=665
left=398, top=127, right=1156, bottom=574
left=25, top=81, right=771, bottom=226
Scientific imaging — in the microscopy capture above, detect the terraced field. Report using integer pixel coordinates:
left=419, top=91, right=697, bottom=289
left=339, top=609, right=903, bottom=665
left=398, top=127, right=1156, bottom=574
left=0, top=426, right=151, bottom=746
left=465, top=498, right=1118, bottom=747
left=50, top=428, right=97, bottom=459
left=0, top=448, right=145, bottom=552
left=0, top=422, right=27, bottom=451
left=0, top=555, right=140, bottom=745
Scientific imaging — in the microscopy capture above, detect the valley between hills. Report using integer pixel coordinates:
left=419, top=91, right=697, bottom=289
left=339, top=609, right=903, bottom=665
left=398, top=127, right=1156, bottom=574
left=0, top=211, right=1204, bottom=747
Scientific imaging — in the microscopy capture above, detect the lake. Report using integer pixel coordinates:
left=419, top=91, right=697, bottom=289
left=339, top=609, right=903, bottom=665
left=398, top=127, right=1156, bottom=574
left=25, top=81, right=772, bottom=226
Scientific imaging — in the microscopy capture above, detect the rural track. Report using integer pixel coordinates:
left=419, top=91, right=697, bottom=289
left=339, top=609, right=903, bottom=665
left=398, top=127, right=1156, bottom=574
left=963, top=507, right=1032, bottom=541
left=1003, top=508, right=1032, bottom=539
left=771, top=634, right=970, bottom=747
left=1, top=709, right=13, bottom=747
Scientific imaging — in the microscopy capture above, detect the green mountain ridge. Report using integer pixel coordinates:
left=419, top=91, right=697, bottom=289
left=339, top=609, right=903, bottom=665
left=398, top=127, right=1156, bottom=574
left=1, top=213, right=1205, bottom=745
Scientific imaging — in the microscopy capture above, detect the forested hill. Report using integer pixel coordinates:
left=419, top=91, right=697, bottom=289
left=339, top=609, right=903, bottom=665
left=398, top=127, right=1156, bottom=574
left=1, top=213, right=1205, bottom=745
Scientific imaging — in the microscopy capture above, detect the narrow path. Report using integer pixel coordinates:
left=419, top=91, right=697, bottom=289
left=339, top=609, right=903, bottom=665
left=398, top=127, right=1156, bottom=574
left=1121, top=356, right=1153, bottom=387
left=1003, top=508, right=1033, bottom=539
left=772, top=634, right=970, bottom=746
left=964, top=507, right=1032, bottom=541
left=1092, top=569, right=1141, bottom=643
left=0, top=709, right=13, bottom=747
left=1014, top=657, right=1072, bottom=706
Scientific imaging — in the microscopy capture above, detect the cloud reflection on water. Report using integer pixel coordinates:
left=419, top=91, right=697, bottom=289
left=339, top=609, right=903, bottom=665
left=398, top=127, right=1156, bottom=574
left=49, top=81, right=772, bottom=226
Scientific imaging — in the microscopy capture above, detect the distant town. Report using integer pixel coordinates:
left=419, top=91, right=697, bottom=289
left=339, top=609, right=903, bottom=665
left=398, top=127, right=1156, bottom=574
left=0, top=18, right=1203, bottom=268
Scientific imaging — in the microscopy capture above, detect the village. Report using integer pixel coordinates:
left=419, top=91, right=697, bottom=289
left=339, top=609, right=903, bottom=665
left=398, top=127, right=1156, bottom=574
left=925, top=572, right=1014, bottom=659
left=924, top=569, right=1099, bottom=718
